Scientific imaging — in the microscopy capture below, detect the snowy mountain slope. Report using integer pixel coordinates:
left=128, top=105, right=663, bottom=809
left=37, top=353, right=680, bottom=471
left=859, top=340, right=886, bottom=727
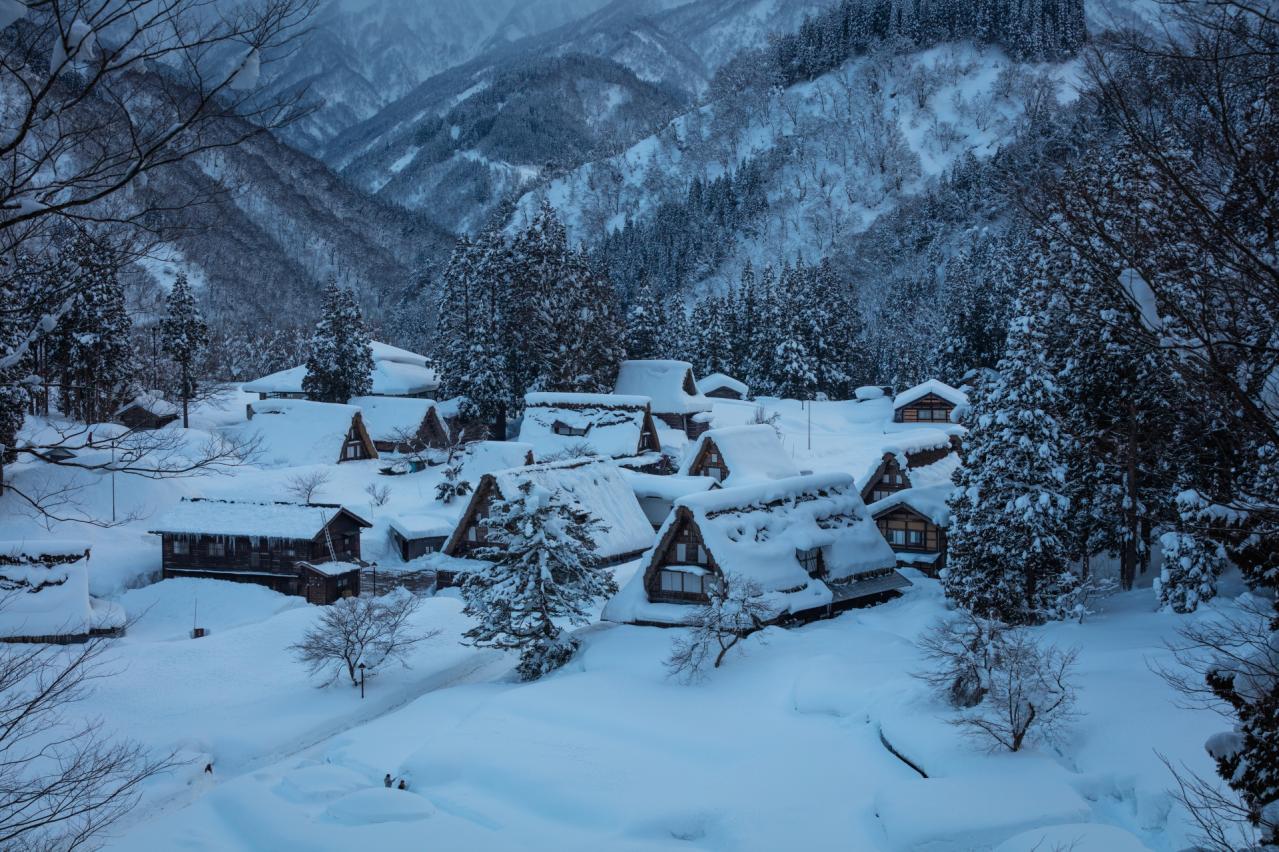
left=515, top=41, right=1081, bottom=293
left=260, top=0, right=616, bottom=153
left=323, top=0, right=840, bottom=232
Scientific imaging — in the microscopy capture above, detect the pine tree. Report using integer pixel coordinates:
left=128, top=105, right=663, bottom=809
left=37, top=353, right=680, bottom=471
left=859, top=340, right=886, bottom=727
left=302, top=280, right=374, bottom=403
left=943, top=290, right=1078, bottom=624
left=159, top=273, right=208, bottom=428
left=623, top=280, right=668, bottom=361
left=1155, top=530, right=1225, bottom=614
left=46, top=230, right=134, bottom=423
left=545, top=248, right=624, bottom=393
left=433, top=235, right=481, bottom=402
left=461, top=480, right=618, bottom=680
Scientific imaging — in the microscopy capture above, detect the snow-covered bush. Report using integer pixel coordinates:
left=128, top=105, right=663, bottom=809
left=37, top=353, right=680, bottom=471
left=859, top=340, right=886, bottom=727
left=461, top=481, right=617, bottom=681
left=915, top=613, right=1007, bottom=708
left=1156, top=531, right=1226, bottom=614
left=666, top=577, right=771, bottom=684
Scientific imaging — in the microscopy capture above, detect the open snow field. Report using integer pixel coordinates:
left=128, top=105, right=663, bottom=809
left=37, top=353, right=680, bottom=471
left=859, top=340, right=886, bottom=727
left=0, top=390, right=1237, bottom=850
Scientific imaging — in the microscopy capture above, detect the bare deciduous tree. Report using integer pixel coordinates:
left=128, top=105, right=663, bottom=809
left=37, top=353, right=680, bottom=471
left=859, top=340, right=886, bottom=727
left=284, top=469, right=330, bottom=503
left=954, top=631, right=1079, bottom=753
left=915, top=612, right=1008, bottom=709
left=290, top=593, right=436, bottom=687
left=0, top=631, right=179, bottom=850
left=666, top=577, right=772, bottom=683
left=364, top=482, right=390, bottom=507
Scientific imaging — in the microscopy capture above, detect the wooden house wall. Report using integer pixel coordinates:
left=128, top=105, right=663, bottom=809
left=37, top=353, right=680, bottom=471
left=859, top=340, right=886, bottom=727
left=704, top=387, right=743, bottom=400
left=905, top=444, right=951, bottom=468
left=862, top=454, right=911, bottom=503
left=158, top=515, right=363, bottom=583
left=300, top=568, right=359, bottom=605
left=687, top=437, right=730, bottom=483
left=644, top=511, right=717, bottom=604
left=894, top=393, right=955, bottom=423
left=873, top=505, right=947, bottom=575
left=118, top=406, right=178, bottom=430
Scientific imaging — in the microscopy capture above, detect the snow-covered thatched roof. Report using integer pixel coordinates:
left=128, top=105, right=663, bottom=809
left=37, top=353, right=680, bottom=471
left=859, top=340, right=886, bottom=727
left=893, top=379, right=968, bottom=410
left=604, top=473, right=902, bottom=625
left=240, top=398, right=372, bottom=467
left=620, top=470, right=718, bottom=502
left=613, top=360, right=712, bottom=415
left=459, top=441, right=535, bottom=482
left=348, top=396, right=440, bottom=443
left=0, top=540, right=107, bottom=640
left=469, top=458, right=654, bottom=561
left=680, top=424, right=799, bottom=487
left=242, top=340, right=439, bottom=397
left=149, top=498, right=371, bottom=539
left=697, top=372, right=749, bottom=397
left=518, top=392, right=658, bottom=460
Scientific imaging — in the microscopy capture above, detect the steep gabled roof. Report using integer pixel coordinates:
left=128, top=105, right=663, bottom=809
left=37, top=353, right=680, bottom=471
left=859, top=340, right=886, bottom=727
left=604, top=473, right=901, bottom=625
left=349, top=395, right=441, bottom=443
left=149, top=498, right=371, bottom=539
left=240, top=399, right=376, bottom=466
left=115, top=391, right=178, bottom=418
left=893, top=379, right=968, bottom=410
left=445, top=457, right=653, bottom=561
left=518, top=392, right=659, bottom=460
left=613, top=360, right=712, bottom=415
left=680, top=424, right=799, bottom=487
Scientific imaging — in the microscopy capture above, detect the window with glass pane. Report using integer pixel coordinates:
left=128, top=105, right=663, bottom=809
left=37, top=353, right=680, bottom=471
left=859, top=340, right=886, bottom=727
left=172, top=538, right=189, bottom=555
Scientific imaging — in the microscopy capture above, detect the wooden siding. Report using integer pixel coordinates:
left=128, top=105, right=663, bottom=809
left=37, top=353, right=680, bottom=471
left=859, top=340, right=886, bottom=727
left=704, top=386, right=744, bottom=400
left=686, top=436, right=729, bottom=483
left=894, top=393, right=955, bottom=423
left=390, top=529, right=448, bottom=561
left=861, top=453, right=911, bottom=503
left=299, top=564, right=360, bottom=605
left=371, top=408, right=450, bottom=454
left=118, top=406, right=178, bottom=430
left=643, top=509, right=718, bottom=604
left=873, top=504, right=947, bottom=576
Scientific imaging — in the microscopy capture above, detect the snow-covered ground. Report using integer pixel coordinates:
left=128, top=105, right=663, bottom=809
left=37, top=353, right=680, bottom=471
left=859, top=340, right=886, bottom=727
left=0, top=389, right=1233, bottom=850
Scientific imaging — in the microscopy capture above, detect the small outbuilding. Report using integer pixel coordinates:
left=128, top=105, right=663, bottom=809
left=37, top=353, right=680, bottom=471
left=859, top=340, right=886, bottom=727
left=388, top=513, right=455, bottom=561
left=116, top=391, right=180, bottom=430
left=892, top=379, right=968, bottom=424
left=613, top=360, right=713, bottom=440
left=604, top=473, right=908, bottom=626
left=679, top=424, right=799, bottom=487
left=149, top=498, right=371, bottom=600
left=696, top=372, right=749, bottom=401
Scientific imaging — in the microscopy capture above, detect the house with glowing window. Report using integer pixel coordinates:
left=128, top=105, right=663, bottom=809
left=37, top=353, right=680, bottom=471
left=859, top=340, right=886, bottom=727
left=604, top=472, right=909, bottom=626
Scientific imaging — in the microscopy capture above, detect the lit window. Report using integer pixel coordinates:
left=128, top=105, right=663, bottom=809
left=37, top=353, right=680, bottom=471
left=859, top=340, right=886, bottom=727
left=890, top=529, right=907, bottom=545
left=675, top=542, right=687, bottom=562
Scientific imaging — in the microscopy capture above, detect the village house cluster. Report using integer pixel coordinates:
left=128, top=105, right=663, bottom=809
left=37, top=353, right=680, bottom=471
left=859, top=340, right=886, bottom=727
left=6, top=344, right=968, bottom=641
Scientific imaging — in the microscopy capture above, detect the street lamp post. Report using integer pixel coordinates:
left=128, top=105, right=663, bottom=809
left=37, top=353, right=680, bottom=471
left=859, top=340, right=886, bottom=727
left=358, top=662, right=366, bottom=699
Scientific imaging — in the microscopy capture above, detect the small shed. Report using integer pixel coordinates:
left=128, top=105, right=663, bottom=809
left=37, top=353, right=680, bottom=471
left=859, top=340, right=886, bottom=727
left=297, top=560, right=361, bottom=605
left=243, top=399, right=378, bottom=466
left=116, top=391, right=180, bottom=430
left=388, top=513, right=455, bottom=561
left=149, top=499, right=372, bottom=599
left=440, top=457, right=655, bottom=586
left=349, top=396, right=449, bottom=454
left=680, top=424, right=799, bottom=487
left=518, top=392, right=661, bottom=461
left=613, top=360, right=713, bottom=439
left=697, top=372, right=749, bottom=400
left=603, top=473, right=907, bottom=626
left=892, top=380, right=968, bottom=424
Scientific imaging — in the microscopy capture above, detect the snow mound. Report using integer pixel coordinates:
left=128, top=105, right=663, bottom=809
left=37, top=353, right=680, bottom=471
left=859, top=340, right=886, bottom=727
left=274, top=763, right=368, bottom=804
left=790, top=655, right=869, bottom=717
left=320, top=788, right=435, bottom=824
left=876, top=774, right=1090, bottom=850
left=993, top=822, right=1151, bottom=852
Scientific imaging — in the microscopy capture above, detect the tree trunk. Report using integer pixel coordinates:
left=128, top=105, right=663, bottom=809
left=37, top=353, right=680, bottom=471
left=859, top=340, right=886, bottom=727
left=1121, top=401, right=1140, bottom=591
left=181, top=363, right=190, bottom=429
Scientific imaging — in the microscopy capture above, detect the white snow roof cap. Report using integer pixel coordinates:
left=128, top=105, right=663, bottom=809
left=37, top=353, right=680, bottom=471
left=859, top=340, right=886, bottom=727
left=621, top=470, right=718, bottom=501
left=613, top=360, right=712, bottom=414
left=388, top=513, right=455, bottom=539
left=697, top=372, right=749, bottom=396
left=149, top=498, right=370, bottom=539
left=893, top=379, right=968, bottom=409
left=868, top=485, right=953, bottom=526
left=460, top=441, right=535, bottom=481
left=489, top=458, right=654, bottom=560
left=241, top=398, right=368, bottom=467
left=0, top=540, right=91, bottom=561
left=116, top=391, right=178, bottom=418
left=518, top=393, right=658, bottom=460
left=348, top=396, right=439, bottom=442
left=680, top=424, right=800, bottom=487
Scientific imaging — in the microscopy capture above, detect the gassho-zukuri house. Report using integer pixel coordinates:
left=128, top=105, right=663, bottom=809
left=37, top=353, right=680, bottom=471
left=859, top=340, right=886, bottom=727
left=0, top=541, right=125, bottom=643
left=680, top=424, right=800, bottom=487
left=438, top=457, right=655, bottom=587
left=243, top=340, right=440, bottom=400
left=892, top=379, right=968, bottom=424
left=516, top=392, right=663, bottom=467
left=604, top=472, right=911, bottom=627
left=612, top=360, right=713, bottom=440
left=149, top=499, right=371, bottom=604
